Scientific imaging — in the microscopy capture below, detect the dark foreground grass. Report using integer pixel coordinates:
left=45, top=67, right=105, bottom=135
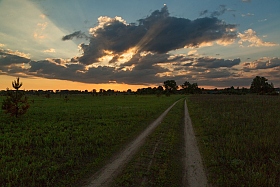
left=187, top=95, right=280, bottom=187
left=0, top=94, right=183, bottom=187
left=112, top=99, right=185, bottom=187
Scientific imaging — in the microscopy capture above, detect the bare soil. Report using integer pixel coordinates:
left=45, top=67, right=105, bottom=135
left=80, top=99, right=208, bottom=187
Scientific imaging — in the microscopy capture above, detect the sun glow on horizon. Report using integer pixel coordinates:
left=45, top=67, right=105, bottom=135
left=0, top=75, right=150, bottom=92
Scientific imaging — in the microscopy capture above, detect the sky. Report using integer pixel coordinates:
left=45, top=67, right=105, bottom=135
left=0, top=0, right=280, bottom=91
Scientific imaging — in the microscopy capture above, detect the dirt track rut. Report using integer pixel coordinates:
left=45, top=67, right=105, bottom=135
left=183, top=100, right=208, bottom=187
left=82, top=101, right=179, bottom=187
left=81, top=99, right=208, bottom=187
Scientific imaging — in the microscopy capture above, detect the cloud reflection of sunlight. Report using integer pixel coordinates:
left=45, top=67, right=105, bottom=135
left=118, top=47, right=138, bottom=63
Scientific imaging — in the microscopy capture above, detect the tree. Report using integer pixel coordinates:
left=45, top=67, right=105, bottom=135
left=181, top=81, right=200, bottom=94
left=2, top=77, right=30, bottom=117
left=92, top=89, right=97, bottom=96
left=163, top=80, right=178, bottom=94
left=250, top=76, right=274, bottom=94
left=127, top=89, right=132, bottom=94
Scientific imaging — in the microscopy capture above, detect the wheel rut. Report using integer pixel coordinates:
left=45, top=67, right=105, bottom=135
left=80, top=99, right=208, bottom=187
left=183, top=100, right=208, bottom=187
left=81, top=100, right=179, bottom=187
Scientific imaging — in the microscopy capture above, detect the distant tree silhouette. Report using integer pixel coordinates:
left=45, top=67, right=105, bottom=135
left=250, top=76, right=274, bottom=94
left=92, top=89, right=97, bottom=96
left=181, top=81, right=200, bottom=94
left=163, top=80, right=178, bottom=95
left=2, top=77, right=30, bottom=117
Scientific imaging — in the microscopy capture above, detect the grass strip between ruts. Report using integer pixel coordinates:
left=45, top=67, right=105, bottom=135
left=112, top=99, right=185, bottom=187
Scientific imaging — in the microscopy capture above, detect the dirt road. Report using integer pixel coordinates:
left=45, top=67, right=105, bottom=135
left=82, top=101, right=179, bottom=187
left=81, top=99, right=208, bottom=187
left=183, top=100, right=208, bottom=187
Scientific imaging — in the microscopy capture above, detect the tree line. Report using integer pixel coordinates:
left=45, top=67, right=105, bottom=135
left=1, top=76, right=279, bottom=117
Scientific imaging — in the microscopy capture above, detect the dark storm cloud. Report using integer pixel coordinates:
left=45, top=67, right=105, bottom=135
left=1, top=47, right=268, bottom=87
left=0, top=50, right=30, bottom=66
left=195, top=57, right=240, bottom=68
left=197, top=77, right=253, bottom=88
left=171, top=56, right=240, bottom=69
left=243, top=58, right=280, bottom=71
left=28, top=60, right=85, bottom=78
left=62, top=31, right=89, bottom=41
left=70, top=6, right=237, bottom=65
left=204, top=69, right=232, bottom=78
left=120, top=53, right=171, bottom=68
left=26, top=59, right=166, bottom=85
left=171, top=64, right=243, bottom=88
left=0, top=49, right=168, bottom=85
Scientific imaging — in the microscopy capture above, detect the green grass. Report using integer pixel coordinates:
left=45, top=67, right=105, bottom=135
left=0, top=94, right=184, bottom=187
left=112, top=99, right=185, bottom=187
left=187, top=95, right=280, bottom=187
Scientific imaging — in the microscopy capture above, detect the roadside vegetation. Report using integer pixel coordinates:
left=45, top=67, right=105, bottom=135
left=187, top=95, right=280, bottom=186
left=0, top=94, right=183, bottom=187
left=112, top=99, right=185, bottom=187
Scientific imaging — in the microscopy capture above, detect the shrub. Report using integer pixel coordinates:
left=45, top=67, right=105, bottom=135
left=1, top=77, right=30, bottom=117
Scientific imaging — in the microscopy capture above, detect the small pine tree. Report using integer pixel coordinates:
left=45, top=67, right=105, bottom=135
left=2, top=77, right=30, bottom=117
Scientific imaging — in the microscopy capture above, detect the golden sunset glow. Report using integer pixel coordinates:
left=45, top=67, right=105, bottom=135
left=0, top=75, right=149, bottom=91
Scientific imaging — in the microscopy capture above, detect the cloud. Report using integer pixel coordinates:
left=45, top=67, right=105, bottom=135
left=25, top=57, right=166, bottom=85
left=0, top=46, right=245, bottom=86
left=40, top=14, right=46, bottom=19
left=199, top=10, right=208, bottom=17
left=203, top=69, right=232, bottom=79
left=61, top=31, right=89, bottom=41
left=238, top=29, right=279, bottom=47
left=0, top=53, right=30, bottom=66
left=0, top=49, right=31, bottom=76
left=210, top=5, right=227, bottom=17
left=243, top=57, right=280, bottom=71
left=194, top=57, right=240, bottom=68
left=34, top=21, right=48, bottom=39
left=200, top=5, right=235, bottom=17
left=65, top=6, right=237, bottom=65
left=0, top=49, right=31, bottom=66
left=43, top=48, right=55, bottom=53
left=7, top=7, right=279, bottom=88
left=258, top=19, right=267, bottom=22
left=241, top=13, right=254, bottom=17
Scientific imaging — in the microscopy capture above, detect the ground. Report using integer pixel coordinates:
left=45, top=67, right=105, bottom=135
left=79, top=99, right=207, bottom=187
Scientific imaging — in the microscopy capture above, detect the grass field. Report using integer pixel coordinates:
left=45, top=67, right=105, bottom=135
left=0, top=94, right=183, bottom=187
left=187, top=95, right=280, bottom=187
left=2, top=94, right=279, bottom=186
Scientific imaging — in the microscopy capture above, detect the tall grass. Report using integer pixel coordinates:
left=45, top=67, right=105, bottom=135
left=187, top=95, right=280, bottom=187
left=0, top=94, right=183, bottom=187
